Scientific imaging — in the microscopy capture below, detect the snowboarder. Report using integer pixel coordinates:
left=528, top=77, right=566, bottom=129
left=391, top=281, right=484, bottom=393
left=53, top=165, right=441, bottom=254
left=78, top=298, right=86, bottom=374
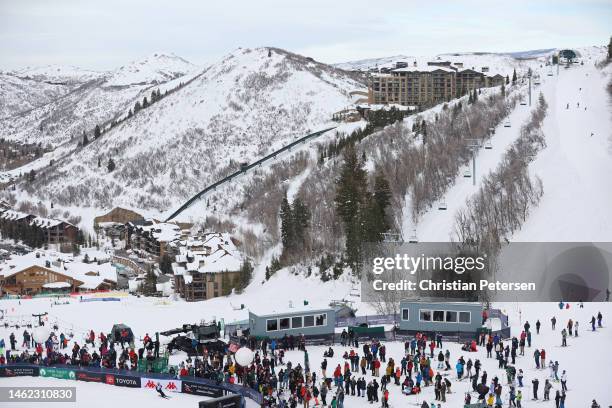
left=591, top=316, right=596, bottom=331
left=551, top=316, right=556, bottom=330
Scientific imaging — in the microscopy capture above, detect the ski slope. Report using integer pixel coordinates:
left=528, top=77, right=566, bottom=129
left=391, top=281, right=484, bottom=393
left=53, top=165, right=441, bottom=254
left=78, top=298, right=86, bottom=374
left=513, top=57, right=612, bottom=241
left=409, top=47, right=611, bottom=243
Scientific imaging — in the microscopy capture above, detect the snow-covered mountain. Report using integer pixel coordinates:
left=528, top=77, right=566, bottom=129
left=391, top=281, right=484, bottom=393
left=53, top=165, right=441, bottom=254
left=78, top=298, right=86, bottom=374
left=333, top=54, right=415, bottom=71
left=0, top=73, right=72, bottom=119
left=9, top=64, right=105, bottom=85
left=18, top=47, right=365, bottom=213
left=0, top=53, right=200, bottom=147
left=103, top=52, right=196, bottom=87
left=335, top=49, right=559, bottom=73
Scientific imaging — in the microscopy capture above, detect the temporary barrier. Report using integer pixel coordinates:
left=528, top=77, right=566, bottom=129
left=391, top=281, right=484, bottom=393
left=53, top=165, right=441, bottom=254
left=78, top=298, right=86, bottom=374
left=0, top=363, right=263, bottom=405
left=141, top=377, right=182, bottom=393
left=182, top=380, right=224, bottom=398
left=0, top=365, right=39, bottom=377
left=198, top=394, right=244, bottom=408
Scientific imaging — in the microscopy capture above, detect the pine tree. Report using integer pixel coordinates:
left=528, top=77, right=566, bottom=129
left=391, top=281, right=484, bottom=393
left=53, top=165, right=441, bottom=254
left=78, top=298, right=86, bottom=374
left=280, top=196, right=294, bottom=251
left=127, top=109, right=133, bottom=118
left=335, top=146, right=368, bottom=267
left=142, top=96, right=149, bottom=108
left=159, top=254, right=173, bottom=274
left=373, top=169, right=391, bottom=231
left=27, top=169, right=36, bottom=182
left=501, top=83, right=506, bottom=97
left=292, top=197, right=310, bottom=246
left=608, top=36, right=612, bottom=60
left=82, top=131, right=89, bottom=146
left=236, top=259, right=253, bottom=292
left=134, top=101, right=142, bottom=113
left=473, top=88, right=478, bottom=102
left=142, top=268, right=157, bottom=295
left=107, top=158, right=116, bottom=172
left=505, top=75, right=510, bottom=85
left=512, top=68, right=517, bottom=84
left=468, top=92, right=473, bottom=104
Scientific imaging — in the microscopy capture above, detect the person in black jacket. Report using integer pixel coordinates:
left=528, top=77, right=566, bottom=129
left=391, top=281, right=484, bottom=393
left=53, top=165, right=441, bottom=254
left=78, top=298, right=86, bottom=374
left=532, top=378, right=539, bottom=400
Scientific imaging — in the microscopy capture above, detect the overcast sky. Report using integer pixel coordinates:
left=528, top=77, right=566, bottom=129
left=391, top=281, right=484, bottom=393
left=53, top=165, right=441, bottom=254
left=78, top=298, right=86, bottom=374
left=0, top=0, right=610, bottom=70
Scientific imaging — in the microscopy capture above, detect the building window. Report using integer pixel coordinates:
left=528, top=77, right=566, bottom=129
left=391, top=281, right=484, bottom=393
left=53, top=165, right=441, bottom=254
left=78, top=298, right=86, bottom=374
left=445, top=311, right=458, bottom=323
left=279, top=318, right=290, bottom=330
left=433, top=310, right=445, bottom=322
left=401, top=308, right=409, bottom=321
left=303, top=315, right=314, bottom=327
left=291, top=316, right=303, bottom=329
left=419, top=310, right=432, bottom=322
left=315, top=313, right=327, bottom=326
left=459, top=312, right=471, bottom=323
left=266, top=319, right=278, bottom=332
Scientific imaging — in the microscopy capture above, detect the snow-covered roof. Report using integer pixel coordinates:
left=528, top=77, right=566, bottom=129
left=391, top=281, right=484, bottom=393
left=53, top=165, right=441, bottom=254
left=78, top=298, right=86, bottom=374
left=392, top=65, right=456, bottom=73
left=132, top=220, right=182, bottom=243
left=356, top=103, right=414, bottom=111
left=42, top=281, right=71, bottom=289
left=30, top=216, right=65, bottom=229
left=250, top=303, right=333, bottom=317
left=0, top=250, right=117, bottom=290
left=0, top=210, right=32, bottom=221
left=172, top=232, right=243, bottom=277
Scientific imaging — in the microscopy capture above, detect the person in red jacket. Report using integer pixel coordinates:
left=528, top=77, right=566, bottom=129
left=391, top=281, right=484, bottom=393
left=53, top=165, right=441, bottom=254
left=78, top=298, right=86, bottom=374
left=429, top=340, right=436, bottom=357
left=179, top=366, right=189, bottom=377
left=540, top=349, right=546, bottom=369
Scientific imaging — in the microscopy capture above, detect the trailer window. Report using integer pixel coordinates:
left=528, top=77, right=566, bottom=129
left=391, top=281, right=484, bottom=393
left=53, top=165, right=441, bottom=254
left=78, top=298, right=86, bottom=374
left=445, top=311, right=458, bottom=323
left=459, top=312, right=471, bottom=323
left=266, top=319, right=278, bottom=331
left=315, top=313, right=327, bottom=326
left=401, top=309, right=409, bottom=321
left=303, top=315, right=314, bottom=327
left=433, top=311, right=445, bottom=322
left=419, top=310, right=432, bottom=322
left=292, top=316, right=303, bottom=329
left=279, top=318, right=290, bottom=330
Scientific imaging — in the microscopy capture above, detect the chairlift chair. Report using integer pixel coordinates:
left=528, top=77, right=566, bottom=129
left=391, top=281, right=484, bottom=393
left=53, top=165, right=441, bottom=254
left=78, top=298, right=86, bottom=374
left=438, top=201, right=447, bottom=211
left=504, top=121, right=511, bottom=128
left=464, top=169, right=472, bottom=178
left=484, top=141, right=493, bottom=150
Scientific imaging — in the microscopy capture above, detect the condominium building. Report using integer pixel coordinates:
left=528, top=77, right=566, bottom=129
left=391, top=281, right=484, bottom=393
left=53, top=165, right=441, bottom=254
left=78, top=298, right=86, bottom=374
left=368, top=63, right=505, bottom=107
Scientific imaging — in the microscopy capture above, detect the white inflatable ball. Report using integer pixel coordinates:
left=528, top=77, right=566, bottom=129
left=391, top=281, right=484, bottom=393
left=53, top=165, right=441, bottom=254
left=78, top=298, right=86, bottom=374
left=234, top=347, right=254, bottom=366
left=32, top=326, right=51, bottom=344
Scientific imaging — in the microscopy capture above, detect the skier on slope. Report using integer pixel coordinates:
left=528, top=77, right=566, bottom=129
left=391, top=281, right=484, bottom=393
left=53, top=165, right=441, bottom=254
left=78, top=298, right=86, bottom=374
left=597, top=311, right=603, bottom=327
left=155, top=382, right=167, bottom=398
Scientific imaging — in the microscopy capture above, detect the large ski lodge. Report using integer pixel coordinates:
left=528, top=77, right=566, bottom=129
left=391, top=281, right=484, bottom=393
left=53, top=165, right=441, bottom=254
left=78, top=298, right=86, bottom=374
left=368, top=60, right=505, bottom=107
